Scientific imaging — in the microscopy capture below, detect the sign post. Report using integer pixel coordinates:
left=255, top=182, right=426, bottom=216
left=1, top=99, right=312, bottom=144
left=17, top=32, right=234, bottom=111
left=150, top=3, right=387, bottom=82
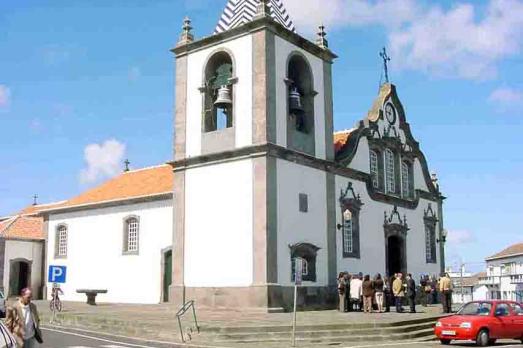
left=291, top=258, right=303, bottom=347
left=48, top=266, right=67, bottom=324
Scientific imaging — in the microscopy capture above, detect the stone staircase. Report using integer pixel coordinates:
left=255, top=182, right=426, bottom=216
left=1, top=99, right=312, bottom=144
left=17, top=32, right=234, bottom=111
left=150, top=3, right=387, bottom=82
left=196, top=315, right=441, bottom=346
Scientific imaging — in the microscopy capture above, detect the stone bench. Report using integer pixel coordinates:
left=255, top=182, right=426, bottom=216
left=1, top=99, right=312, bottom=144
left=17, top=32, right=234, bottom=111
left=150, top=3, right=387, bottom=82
left=76, top=289, right=108, bottom=305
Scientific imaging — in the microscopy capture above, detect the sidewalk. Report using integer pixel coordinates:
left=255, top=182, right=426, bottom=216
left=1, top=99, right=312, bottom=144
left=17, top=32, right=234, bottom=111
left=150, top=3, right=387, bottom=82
left=31, top=300, right=447, bottom=346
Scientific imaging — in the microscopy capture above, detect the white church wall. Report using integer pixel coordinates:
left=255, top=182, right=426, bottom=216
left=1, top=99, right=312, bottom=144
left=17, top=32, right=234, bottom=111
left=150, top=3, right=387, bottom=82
left=335, top=176, right=441, bottom=279
left=185, top=35, right=253, bottom=157
left=274, top=36, right=326, bottom=159
left=4, top=240, right=43, bottom=298
left=184, top=159, right=253, bottom=287
left=276, top=159, right=328, bottom=286
left=47, top=199, right=172, bottom=304
left=413, top=159, right=429, bottom=191
left=347, top=136, right=370, bottom=173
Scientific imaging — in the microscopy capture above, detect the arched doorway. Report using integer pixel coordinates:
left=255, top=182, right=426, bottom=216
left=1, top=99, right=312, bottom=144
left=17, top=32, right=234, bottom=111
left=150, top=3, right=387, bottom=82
left=384, top=206, right=409, bottom=277
left=9, top=260, right=31, bottom=297
left=386, top=236, right=406, bottom=276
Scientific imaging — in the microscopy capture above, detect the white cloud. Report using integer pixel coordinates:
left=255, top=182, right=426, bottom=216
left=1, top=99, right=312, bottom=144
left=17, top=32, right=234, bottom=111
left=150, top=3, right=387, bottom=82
left=0, top=85, right=11, bottom=108
left=284, top=0, right=523, bottom=80
left=447, top=229, right=475, bottom=246
left=489, top=87, right=523, bottom=106
left=390, top=0, right=523, bottom=79
left=79, top=139, right=126, bottom=184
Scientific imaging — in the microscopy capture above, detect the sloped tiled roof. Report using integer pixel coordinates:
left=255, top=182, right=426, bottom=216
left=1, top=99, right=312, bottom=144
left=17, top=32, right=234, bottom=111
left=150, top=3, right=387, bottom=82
left=41, top=164, right=173, bottom=212
left=0, top=216, right=44, bottom=240
left=486, top=242, right=523, bottom=260
left=215, top=0, right=295, bottom=34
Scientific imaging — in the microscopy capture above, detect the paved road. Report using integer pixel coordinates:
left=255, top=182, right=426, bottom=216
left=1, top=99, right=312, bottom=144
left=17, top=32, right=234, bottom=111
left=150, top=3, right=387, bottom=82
left=41, top=327, right=176, bottom=348
left=38, top=328, right=523, bottom=348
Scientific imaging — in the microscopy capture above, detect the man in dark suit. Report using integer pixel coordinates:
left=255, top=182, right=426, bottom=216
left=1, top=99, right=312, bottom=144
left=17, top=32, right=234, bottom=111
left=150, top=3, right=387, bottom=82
left=406, top=273, right=417, bottom=313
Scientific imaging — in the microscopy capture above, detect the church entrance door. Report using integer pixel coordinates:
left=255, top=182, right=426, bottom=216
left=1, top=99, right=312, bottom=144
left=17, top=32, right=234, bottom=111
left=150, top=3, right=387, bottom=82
left=386, top=236, right=406, bottom=277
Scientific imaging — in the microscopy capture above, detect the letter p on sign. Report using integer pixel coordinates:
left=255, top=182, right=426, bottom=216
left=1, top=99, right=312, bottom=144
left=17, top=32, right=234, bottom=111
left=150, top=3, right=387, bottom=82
left=48, top=265, right=67, bottom=284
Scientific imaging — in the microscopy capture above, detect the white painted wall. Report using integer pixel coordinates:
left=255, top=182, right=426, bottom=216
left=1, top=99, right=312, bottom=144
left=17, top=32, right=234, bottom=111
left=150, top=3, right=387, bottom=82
left=485, top=255, right=523, bottom=301
left=274, top=36, right=327, bottom=159
left=335, top=176, right=441, bottom=279
left=185, top=35, right=253, bottom=157
left=276, top=159, right=328, bottom=286
left=47, top=199, right=173, bottom=304
left=184, top=159, right=253, bottom=287
left=3, top=239, right=43, bottom=298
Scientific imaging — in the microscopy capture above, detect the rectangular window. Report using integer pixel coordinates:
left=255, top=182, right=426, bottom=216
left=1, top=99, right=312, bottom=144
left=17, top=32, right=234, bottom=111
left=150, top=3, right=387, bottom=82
left=127, top=220, right=139, bottom=252
left=425, top=226, right=432, bottom=262
left=401, top=162, right=411, bottom=198
left=370, top=151, right=379, bottom=189
left=343, top=217, right=353, bottom=254
left=58, top=226, right=68, bottom=257
left=385, top=149, right=396, bottom=194
left=299, top=193, right=308, bottom=213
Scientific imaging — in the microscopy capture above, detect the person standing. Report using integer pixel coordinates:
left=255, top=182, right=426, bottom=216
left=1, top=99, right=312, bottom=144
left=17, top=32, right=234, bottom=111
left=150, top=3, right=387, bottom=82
left=6, top=288, right=43, bottom=347
left=344, top=273, right=351, bottom=312
left=374, top=274, right=385, bottom=313
left=439, top=273, right=453, bottom=313
left=384, top=277, right=392, bottom=312
left=392, top=273, right=405, bottom=313
left=337, top=272, right=347, bottom=312
left=350, top=273, right=363, bottom=312
left=406, top=273, right=417, bottom=313
left=362, top=275, right=374, bottom=314
left=420, top=275, right=428, bottom=307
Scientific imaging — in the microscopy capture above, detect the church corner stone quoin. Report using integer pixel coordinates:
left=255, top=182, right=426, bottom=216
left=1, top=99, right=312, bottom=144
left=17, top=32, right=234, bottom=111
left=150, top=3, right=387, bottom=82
left=168, top=0, right=446, bottom=311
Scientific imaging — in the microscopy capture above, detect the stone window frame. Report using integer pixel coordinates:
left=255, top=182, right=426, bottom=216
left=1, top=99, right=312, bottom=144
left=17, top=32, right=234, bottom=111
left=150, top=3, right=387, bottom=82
left=369, top=149, right=381, bottom=190
left=424, top=204, right=438, bottom=264
left=55, top=224, right=68, bottom=259
left=123, top=215, right=140, bottom=256
left=200, top=49, right=238, bottom=133
left=338, top=182, right=363, bottom=259
left=290, top=243, right=320, bottom=283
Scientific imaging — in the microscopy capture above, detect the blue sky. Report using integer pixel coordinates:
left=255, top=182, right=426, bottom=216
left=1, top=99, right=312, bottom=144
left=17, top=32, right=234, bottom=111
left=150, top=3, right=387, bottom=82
left=0, top=0, right=522, bottom=271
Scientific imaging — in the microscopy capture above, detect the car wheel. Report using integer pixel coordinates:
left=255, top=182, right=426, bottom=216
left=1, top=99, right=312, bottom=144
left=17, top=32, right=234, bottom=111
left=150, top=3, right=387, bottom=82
left=476, top=329, right=490, bottom=347
left=440, top=339, right=451, bottom=345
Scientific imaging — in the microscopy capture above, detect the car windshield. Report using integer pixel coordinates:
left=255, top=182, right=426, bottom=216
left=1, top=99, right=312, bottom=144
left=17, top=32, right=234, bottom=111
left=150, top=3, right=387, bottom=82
left=458, top=302, right=492, bottom=316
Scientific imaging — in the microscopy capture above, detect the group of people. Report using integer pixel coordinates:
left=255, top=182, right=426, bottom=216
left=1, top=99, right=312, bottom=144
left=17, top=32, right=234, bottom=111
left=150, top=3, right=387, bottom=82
left=338, top=272, right=454, bottom=314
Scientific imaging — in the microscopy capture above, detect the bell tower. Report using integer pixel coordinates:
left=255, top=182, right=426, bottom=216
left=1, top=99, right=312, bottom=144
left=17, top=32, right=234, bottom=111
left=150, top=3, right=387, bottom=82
left=170, top=0, right=337, bottom=310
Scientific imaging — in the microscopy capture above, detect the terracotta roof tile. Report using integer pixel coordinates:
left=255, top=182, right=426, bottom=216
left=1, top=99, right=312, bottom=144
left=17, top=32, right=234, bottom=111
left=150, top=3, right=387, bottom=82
left=486, top=242, right=523, bottom=260
left=334, top=128, right=357, bottom=154
left=1, top=216, right=44, bottom=240
left=44, top=164, right=173, bottom=211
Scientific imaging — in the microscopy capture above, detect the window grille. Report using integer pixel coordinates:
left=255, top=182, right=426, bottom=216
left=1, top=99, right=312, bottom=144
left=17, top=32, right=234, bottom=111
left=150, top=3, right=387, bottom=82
left=343, top=209, right=353, bottom=254
left=57, top=226, right=68, bottom=257
left=425, top=226, right=432, bottom=262
left=385, top=149, right=396, bottom=193
left=401, top=161, right=410, bottom=197
left=370, top=150, right=379, bottom=189
left=127, top=218, right=139, bottom=252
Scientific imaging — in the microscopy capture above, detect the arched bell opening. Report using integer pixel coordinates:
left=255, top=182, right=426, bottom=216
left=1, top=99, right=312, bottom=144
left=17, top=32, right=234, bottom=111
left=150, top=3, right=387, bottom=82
left=287, top=54, right=314, bottom=134
left=203, top=51, right=234, bottom=132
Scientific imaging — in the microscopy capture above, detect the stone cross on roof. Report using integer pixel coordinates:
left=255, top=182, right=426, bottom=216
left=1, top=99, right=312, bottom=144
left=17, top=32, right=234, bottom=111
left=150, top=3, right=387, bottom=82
left=215, top=0, right=296, bottom=34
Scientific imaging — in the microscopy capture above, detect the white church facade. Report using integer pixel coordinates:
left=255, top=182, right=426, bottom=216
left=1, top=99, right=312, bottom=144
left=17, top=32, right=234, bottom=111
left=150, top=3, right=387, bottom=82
left=168, top=0, right=446, bottom=310
left=2, top=0, right=446, bottom=310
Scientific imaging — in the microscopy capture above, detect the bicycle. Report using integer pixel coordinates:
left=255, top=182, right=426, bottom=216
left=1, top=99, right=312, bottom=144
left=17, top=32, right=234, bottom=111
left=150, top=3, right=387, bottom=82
left=50, top=287, right=63, bottom=312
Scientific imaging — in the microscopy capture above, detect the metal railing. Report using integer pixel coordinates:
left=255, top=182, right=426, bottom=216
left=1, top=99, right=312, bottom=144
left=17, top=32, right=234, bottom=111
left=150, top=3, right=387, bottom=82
left=175, top=300, right=200, bottom=343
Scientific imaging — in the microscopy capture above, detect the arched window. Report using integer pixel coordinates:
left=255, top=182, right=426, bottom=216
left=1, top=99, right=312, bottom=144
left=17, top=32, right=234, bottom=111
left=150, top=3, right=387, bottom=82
left=401, top=161, right=413, bottom=198
left=287, top=54, right=314, bottom=134
left=385, top=149, right=396, bottom=194
left=370, top=150, right=379, bottom=189
left=55, top=225, right=68, bottom=258
left=123, top=216, right=140, bottom=254
left=343, top=209, right=353, bottom=254
left=203, top=51, right=234, bottom=132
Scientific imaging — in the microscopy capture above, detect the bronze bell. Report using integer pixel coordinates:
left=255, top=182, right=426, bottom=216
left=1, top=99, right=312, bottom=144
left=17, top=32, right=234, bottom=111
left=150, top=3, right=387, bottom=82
left=214, top=85, right=233, bottom=109
left=289, top=86, right=304, bottom=113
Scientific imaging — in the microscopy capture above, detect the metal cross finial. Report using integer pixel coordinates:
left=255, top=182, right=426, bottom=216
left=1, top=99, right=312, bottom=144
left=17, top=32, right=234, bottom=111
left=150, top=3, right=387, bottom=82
left=178, top=16, right=194, bottom=46
left=380, top=47, right=391, bottom=84
left=33, top=194, right=38, bottom=206
left=316, top=24, right=329, bottom=49
left=255, top=0, right=271, bottom=19
left=124, top=159, right=130, bottom=172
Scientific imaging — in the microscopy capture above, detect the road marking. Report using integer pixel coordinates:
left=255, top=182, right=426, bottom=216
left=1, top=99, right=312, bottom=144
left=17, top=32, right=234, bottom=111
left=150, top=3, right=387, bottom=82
left=42, top=326, right=232, bottom=348
left=102, top=346, right=135, bottom=348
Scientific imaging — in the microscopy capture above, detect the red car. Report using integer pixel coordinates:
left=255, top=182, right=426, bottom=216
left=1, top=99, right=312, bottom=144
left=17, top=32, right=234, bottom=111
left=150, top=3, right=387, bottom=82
left=434, top=300, right=523, bottom=346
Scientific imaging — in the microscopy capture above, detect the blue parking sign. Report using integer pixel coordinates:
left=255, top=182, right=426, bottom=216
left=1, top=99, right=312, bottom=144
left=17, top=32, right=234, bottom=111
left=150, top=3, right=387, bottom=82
left=48, top=265, right=67, bottom=284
